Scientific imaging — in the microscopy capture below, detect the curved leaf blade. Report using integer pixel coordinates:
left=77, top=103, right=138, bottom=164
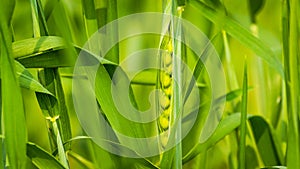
left=189, top=0, right=284, bottom=77
left=183, top=113, right=241, bottom=163
left=27, top=143, right=66, bottom=169
left=0, top=2, right=28, bottom=167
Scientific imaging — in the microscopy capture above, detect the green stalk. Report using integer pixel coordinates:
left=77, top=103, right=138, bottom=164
left=283, top=0, right=300, bottom=168
left=30, top=0, right=40, bottom=37
left=0, top=82, right=3, bottom=168
left=0, top=1, right=27, bottom=168
left=95, top=0, right=107, bottom=29
left=105, top=0, right=119, bottom=65
left=46, top=116, right=69, bottom=168
left=36, top=0, right=72, bottom=148
left=189, top=0, right=284, bottom=77
left=82, top=0, right=98, bottom=40
left=239, top=61, right=248, bottom=169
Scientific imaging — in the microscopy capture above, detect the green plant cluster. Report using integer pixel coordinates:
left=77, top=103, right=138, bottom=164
left=0, top=0, right=299, bottom=168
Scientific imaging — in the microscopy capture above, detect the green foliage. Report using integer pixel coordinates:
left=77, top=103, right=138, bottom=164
left=0, top=0, right=297, bottom=168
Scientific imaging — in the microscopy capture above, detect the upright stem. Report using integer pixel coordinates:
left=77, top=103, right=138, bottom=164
left=283, top=0, right=300, bottom=168
left=239, top=61, right=248, bottom=169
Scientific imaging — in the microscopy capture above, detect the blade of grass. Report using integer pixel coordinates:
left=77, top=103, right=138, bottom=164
left=182, top=88, right=246, bottom=126
left=37, top=69, right=72, bottom=153
left=67, top=151, right=95, bottom=169
left=93, top=63, right=148, bottom=147
left=12, top=36, right=76, bottom=68
left=30, top=0, right=41, bottom=37
left=105, top=0, right=119, bottom=65
left=12, top=36, right=66, bottom=59
left=0, top=1, right=27, bottom=168
left=239, top=60, right=248, bottom=169
left=282, top=0, right=300, bottom=168
left=82, top=0, right=97, bottom=39
left=0, top=81, right=3, bottom=168
left=189, top=0, right=284, bottom=77
left=74, top=45, right=117, bottom=65
left=51, top=136, right=90, bottom=156
left=27, top=142, right=66, bottom=169
left=72, top=65, right=124, bottom=169
left=95, top=0, right=107, bottom=29
left=249, top=116, right=283, bottom=166
left=49, top=117, right=69, bottom=168
left=11, top=36, right=114, bottom=67
left=248, top=0, right=266, bottom=23
left=182, top=113, right=242, bottom=163
left=16, top=65, right=52, bottom=95
left=222, top=30, right=239, bottom=91
left=0, top=61, right=54, bottom=96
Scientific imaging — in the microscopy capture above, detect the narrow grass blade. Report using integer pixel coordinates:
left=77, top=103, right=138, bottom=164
left=183, top=33, right=222, bottom=104
left=51, top=136, right=91, bottom=156
left=27, top=142, right=66, bottom=169
left=30, top=0, right=41, bottom=37
left=15, top=63, right=49, bottom=94
left=37, top=68, right=72, bottom=150
left=105, top=0, right=119, bottom=64
left=51, top=118, right=69, bottom=169
left=12, top=36, right=77, bottom=68
left=67, top=151, right=95, bottom=169
left=12, top=37, right=113, bottom=67
left=82, top=0, right=96, bottom=20
left=54, top=69, right=72, bottom=149
left=182, top=85, right=210, bottom=161
left=222, top=30, right=239, bottom=91
left=0, top=61, right=53, bottom=96
left=74, top=45, right=117, bottom=65
left=0, top=1, right=27, bottom=168
left=248, top=0, right=266, bottom=23
left=93, top=63, right=148, bottom=143
left=189, top=0, right=284, bottom=77
left=261, top=166, right=286, bottom=169
left=282, top=0, right=300, bottom=168
left=183, top=113, right=242, bottom=163
left=239, top=60, right=248, bottom=169
left=12, top=36, right=67, bottom=59
left=182, top=88, right=244, bottom=125
left=249, top=116, right=283, bottom=166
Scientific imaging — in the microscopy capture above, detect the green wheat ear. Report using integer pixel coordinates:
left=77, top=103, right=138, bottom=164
left=156, top=29, right=175, bottom=147
left=157, top=0, right=185, bottom=150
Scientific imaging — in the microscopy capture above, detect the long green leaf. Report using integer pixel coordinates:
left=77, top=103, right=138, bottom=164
left=15, top=62, right=52, bottom=94
left=27, top=142, right=66, bottom=169
left=12, top=36, right=66, bottom=59
left=249, top=116, right=283, bottom=166
left=12, top=36, right=75, bottom=68
left=67, top=151, right=95, bottom=169
left=37, top=68, right=72, bottom=152
left=189, top=0, right=284, bottom=77
left=248, top=0, right=266, bottom=23
left=183, top=113, right=242, bottom=163
left=11, top=36, right=114, bottom=68
left=51, top=118, right=69, bottom=168
left=239, top=61, right=248, bottom=169
left=94, top=63, right=148, bottom=143
left=0, top=61, right=54, bottom=96
left=0, top=1, right=27, bottom=168
left=283, top=0, right=300, bottom=168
